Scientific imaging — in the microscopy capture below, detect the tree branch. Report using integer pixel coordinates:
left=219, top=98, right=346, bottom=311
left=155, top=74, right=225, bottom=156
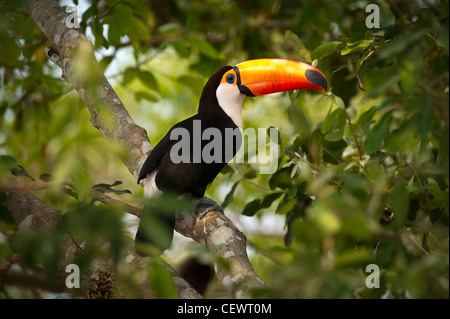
left=175, top=198, right=267, bottom=298
left=23, top=0, right=266, bottom=298
left=2, top=190, right=202, bottom=299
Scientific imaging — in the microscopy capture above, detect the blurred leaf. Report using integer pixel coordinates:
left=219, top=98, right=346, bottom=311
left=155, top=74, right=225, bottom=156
left=242, top=192, right=282, bottom=216
left=364, top=110, right=393, bottom=154
left=400, top=47, right=423, bottom=94
left=381, top=29, right=428, bottom=59
left=11, top=165, right=35, bottom=181
left=0, top=201, right=17, bottom=234
left=138, top=71, right=159, bottom=91
left=355, top=107, right=377, bottom=129
left=114, top=4, right=133, bottom=36
left=267, top=126, right=283, bottom=145
left=221, top=181, right=239, bottom=209
left=148, top=260, right=176, bottom=299
left=39, top=174, right=54, bottom=182
left=307, top=130, right=323, bottom=165
left=385, top=120, right=416, bottom=155
left=128, top=17, right=150, bottom=49
left=312, top=41, right=345, bottom=59
left=341, top=40, right=372, bottom=56
left=285, top=30, right=312, bottom=63
left=123, top=67, right=139, bottom=85
left=134, top=91, right=158, bottom=102
left=277, top=198, right=297, bottom=215
left=321, top=108, right=347, bottom=141
left=242, top=198, right=263, bottom=216
left=0, top=155, right=18, bottom=172
left=168, top=40, right=189, bottom=58
left=62, top=185, right=79, bottom=200
left=288, top=91, right=311, bottom=134
left=183, top=35, right=221, bottom=59
left=389, top=183, right=410, bottom=228
left=158, top=23, right=180, bottom=35
left=92, top=180, right=132, bottom=195
left=269, top=167, right=293, bottom=190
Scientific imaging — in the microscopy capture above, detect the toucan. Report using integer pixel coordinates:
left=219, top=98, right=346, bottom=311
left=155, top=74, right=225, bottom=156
left=136, top=58, right=327, bottom=257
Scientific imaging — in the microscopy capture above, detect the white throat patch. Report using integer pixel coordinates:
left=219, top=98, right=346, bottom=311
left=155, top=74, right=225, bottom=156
left=216, top=83, right=245, bottom=128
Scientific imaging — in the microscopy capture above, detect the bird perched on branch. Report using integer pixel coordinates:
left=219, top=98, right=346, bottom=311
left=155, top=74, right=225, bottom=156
left=136, top=58, right=327, bottom=257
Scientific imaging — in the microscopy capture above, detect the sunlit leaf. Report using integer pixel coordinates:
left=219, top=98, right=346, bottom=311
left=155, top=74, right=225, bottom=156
left=184, top=35, right=221, bottom=59
left=312, top=41, right=345, bottom=59
left=341, top=39, right=373, bottom=56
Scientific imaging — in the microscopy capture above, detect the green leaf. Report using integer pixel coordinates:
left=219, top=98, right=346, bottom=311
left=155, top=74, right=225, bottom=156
left=168, top=40, right=189, bottom=58
left=158, top=23, right=180, bottom=35
left=389, top=183, right=410, bottom=227
left=269, top=167, right=293, bottom=190
left=138, top=71, right=158, bottom=91
left=381, top=29, right=428, bottom=59
left=11, top=165, right=35, bottom=181
left=128, top=17, right=150, bottom=45
left=364, top=110, right=393, bottom=154
left=267, top=126, right=283, bottom=145
left=92, top=181, right=132, bottom=195
left=242, top=198, right=263, bottom=216
left=63, top=185, right=79, bottom=200
left=312, top=41, right=345, bottom=59
left=114, top=4, right=133, bottom=36
left=400, top=47, right=423, bottom=94
left=148, top=260, right=177, bottom=299
left=341, top=40, right=373, bottom=56
left=261, top=192, right=283, bottom=207
left=123, top=68, right=139, bottom=85
left=39, top=174, right=54, bottom=182
left=385, top=120, right=416, bottom=155
left=243, top=167, right=257, bottom=179
left=0, top=155, right=18, bottom=171
left=0, top=35, right=20, bottom=64
left=355, top=107, right=377, bottom=128
left=324, top=108, right=347, bottom=141
left=277, top=198, right=297, bottom=215
left=0, top=202, right=17, bottom=234
left=184, top=35, right=221, bottom=59
left=308, top=131, right=323, bottom=165
left=135, top=91, right=158, bottom=102
left=321, top=108, right=338, bottom=134
left=241, top=192, right=282, bottom=216
left=288, top=91, right=311, bottom=134
left=285, top=30, right=312, bottom=63
left=221, top=181, right=239, bottom=209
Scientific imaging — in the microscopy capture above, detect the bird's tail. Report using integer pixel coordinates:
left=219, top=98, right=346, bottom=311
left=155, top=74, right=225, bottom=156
left=135, top=201, right=175, bottom=257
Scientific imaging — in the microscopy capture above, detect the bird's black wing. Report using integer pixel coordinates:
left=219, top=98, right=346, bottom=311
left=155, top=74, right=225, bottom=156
left=137, top=132, right=171, bottom=183
left=137, top=115, right=199, bottom=184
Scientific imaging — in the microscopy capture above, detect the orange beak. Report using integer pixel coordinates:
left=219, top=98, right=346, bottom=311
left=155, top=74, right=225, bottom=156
left=232, top=58, right=327, bottom=96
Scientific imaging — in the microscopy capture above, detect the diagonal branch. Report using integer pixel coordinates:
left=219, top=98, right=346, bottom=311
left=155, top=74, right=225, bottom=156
left=24, top=0, right=266, bottom=298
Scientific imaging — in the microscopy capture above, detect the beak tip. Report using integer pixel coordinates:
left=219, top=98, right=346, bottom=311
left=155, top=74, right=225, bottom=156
left=305, top=68, right=328, bottom=92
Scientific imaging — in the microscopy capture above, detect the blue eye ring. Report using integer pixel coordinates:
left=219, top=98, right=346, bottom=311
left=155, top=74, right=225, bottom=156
left=226, top=74, right=235, bottom=84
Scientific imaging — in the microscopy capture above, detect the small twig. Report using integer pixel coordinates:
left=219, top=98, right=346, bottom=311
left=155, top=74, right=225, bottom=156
left=234, top=165, right=285, bottom=193
left=283, top=147, right=343, bottom=189
left=0, top=178, right=142, bottom=217
left=402, top=225, right=429, bottom=255
left=347, top=115, right=363, bottom=162
left=0, top=180, right=50, bottom=193
left=90, top=189, right=142, bottom=217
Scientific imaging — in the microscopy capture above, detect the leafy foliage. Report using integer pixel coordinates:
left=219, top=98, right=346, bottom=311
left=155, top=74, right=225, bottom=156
left=0, top=0, right=448, bottom=298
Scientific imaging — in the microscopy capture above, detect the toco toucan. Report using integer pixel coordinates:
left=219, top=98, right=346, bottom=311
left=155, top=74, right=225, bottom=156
left=136, top=58, right=327, bottom=257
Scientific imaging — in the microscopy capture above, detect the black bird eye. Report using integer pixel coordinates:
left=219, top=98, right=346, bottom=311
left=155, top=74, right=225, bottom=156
left=226, top=74, right=235, bottom=84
